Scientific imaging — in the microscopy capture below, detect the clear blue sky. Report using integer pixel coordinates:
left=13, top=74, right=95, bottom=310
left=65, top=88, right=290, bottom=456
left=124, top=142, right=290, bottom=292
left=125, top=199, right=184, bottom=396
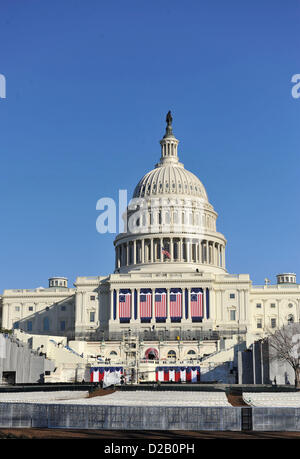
left=0, top=0, right=299, bottom=290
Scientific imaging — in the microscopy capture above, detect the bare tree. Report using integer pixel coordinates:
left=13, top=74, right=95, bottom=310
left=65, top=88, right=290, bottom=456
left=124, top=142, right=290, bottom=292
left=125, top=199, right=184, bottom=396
left=267, top=323, right=300, bottom=388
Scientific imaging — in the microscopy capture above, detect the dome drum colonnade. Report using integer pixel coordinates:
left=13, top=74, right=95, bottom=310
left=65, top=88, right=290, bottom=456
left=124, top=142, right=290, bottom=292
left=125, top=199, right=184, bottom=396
left=115, top=236, right=225, bottom=270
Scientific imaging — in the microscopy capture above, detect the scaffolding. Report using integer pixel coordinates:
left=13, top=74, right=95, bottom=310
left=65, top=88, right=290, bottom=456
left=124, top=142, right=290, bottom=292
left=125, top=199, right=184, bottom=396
left=122, top=329, right=140, bottom=383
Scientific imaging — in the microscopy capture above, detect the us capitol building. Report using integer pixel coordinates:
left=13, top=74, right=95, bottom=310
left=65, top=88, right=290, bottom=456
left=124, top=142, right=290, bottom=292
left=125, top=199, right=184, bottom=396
left=0, top=112, right=299, bottom=383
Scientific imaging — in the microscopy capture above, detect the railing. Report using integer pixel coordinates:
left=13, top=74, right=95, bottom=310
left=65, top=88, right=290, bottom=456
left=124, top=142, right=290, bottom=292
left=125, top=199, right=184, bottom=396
left=139, top=358, right=202, bottom=365
left=64, top=345, right=83, bottom=358
left=200, top=343, right=237, bottom=362
left=104, top=329, right=246, bottom=342
left=49, top=339, right=83, bottom=358
left=252, top=284, right=299, bottom=289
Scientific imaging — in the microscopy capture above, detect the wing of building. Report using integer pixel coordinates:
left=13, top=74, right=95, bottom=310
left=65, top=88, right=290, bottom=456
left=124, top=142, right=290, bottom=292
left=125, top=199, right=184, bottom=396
left=1, top=113, right=299, bottom=383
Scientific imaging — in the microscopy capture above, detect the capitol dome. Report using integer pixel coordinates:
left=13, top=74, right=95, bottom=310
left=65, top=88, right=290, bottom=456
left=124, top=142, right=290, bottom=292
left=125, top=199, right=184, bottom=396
left=133, top=111, right=208, bottom=201
left=114, top=112, right=227, bottom=275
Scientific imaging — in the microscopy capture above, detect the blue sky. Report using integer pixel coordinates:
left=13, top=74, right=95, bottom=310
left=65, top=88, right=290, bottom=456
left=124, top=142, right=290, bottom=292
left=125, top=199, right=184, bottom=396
left=0, top=0, right=299, bottom=290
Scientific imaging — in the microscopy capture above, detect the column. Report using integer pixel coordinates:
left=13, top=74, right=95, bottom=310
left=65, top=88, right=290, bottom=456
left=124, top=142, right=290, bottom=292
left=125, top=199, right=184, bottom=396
left=119, top=245, right=122, bottom=267
left=220, top=245, right=224, bottom=268
left=150, top=238, right=153, bottom=263
left=109, top=289, right=114, bottom=321
left=2, top=303, right=8, bottom=329
left=136, top=288, right=140, bottom=321
left=186, top=288, right=191, bottom=321
left=133, top=240, right=136, bottom=265
left=214, top=290, right=219, bottom=322
left=203, top=288, right=207, bottom=320
left=212, top=242, right=215, bottom=265
left=120, top=246, right=123, bottom=267
left=170, top=237, right=173, bottom=261
left=243, top=290, right=247, bottom=325
left=141, top=239, right=145, bottom=264
left=179, top=238, right=183, bottom=262
left=220, top=290, right=224, bottom=322
left=186, top=239, right=190, bottom=262
left=151, top=288, right=155, bottom=324
left=166, top=288, right=170, bottom=323
left=160, top=238, right=163, bottom=262
left=222, top=245, right=226, bottom=268
left=152, top=288, right=155, bottom=322
left=121, top=244, right=125, bottom=266
left=115, top=289, right=119, bottom=321
left=199, top=240, right=202, bottom=263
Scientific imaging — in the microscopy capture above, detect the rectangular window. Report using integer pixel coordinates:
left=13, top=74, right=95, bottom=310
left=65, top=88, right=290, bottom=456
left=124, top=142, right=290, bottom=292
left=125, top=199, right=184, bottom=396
left=271, top=318, right=276, bottom=329
left=61, top=305, right=66, bottom=311
left=43, top=317, right=50, bottom=331
left=270, top=303, right=276, bottom=308
left=27, top=321, right=32, bottom=332
left=15, top=306, right=20, bottom=311
left=257, top=319, right=262, bottom=329
left=60, top=321, right=66, bottom=331
left=90, top=296, right=96, bottom=301
left=28, top=306, right=33, bottom=311
left=230, top=310, right=236, bottom=321
left=229, top=293, right=235, bottom=299
left=256, top=303, right=262, bottom=308
left=90, top=311, right=95, bottom=322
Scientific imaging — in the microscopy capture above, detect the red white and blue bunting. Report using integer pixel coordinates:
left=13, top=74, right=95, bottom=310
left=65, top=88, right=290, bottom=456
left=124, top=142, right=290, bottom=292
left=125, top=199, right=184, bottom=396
left=90, top=366, right=124, bottom=383
left=155, top=366, right=200, bottom=383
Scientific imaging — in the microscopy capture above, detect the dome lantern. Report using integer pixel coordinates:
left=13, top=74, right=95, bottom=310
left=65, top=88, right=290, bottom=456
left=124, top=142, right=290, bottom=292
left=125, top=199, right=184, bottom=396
left=158, top=111, right=180, bottom=166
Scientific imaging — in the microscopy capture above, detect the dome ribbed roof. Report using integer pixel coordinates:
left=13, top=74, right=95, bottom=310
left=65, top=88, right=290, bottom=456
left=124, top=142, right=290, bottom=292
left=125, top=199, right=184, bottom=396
left=133, top=163, right=208, bottom=200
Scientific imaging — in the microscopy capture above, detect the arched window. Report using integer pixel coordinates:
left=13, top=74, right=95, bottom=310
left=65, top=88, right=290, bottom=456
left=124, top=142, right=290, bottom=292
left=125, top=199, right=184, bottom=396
left=167, top=350, right=176, bottom=359
left=110, top=351, right=117, bottom=356
left=187, top=350, right=196, bottom=359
